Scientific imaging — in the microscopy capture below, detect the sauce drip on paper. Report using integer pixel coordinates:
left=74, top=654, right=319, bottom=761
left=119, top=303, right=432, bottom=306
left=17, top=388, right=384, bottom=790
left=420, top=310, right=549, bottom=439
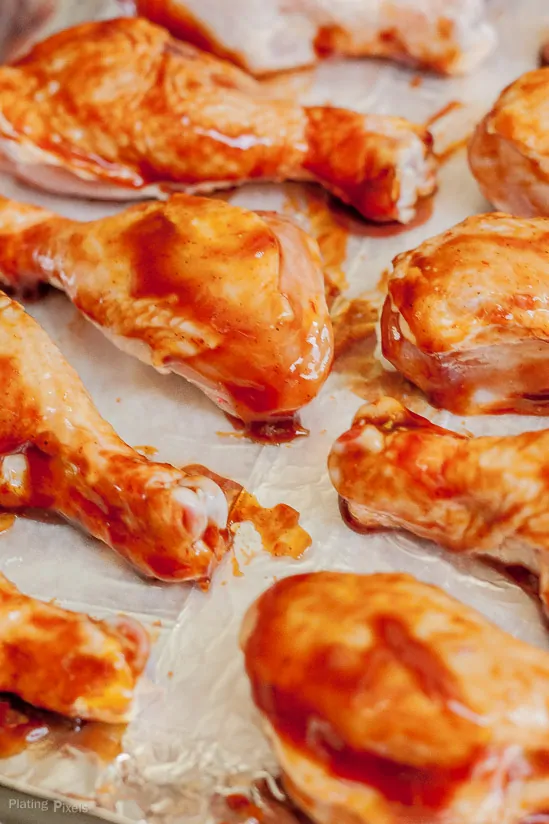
left=0, top=696, right=124, bottom=761
left=424, top=100, right=463, bottom=128
left=332, top=295, right=380, bottom=357
left=304, top=191, right=350, bottom=303
left=435, top=136, right=469, bottom=165
left=331, top=194, right=434, bottom=238
left=184, top=465, right=311, bottom=563
left=230, top=490, right=311, bottom=560
left=222, top=414, right=309, bottom=444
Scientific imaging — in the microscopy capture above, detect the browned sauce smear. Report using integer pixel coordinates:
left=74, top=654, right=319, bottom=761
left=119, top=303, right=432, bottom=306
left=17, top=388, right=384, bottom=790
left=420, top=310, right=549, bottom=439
left=334, top=195, right=434, bottom=238
left=283, top=189, right=433, bottom=309
left=0, top=695, right=124, bottom=761
left=424, top=100, right=463, bottom=128
left=332, top=295, right=380, bottom=358
left=283, top=188, right=349, bottom=304
left=223, top=414, right=310, bottom=445
left=331, top=265, right=390, bottom=358
left=304, top=191, right=350, bottom=303
left=435, top=135, right=470, bottom=165
left=334, top=330, right=428, bottom=411
left=211, top=778, right=309, bottom=824
left=211, top=792, right=265, bottom=823
left=0, top=514, right=15, bottom=534
left=540, top=41, right=549, bottom=67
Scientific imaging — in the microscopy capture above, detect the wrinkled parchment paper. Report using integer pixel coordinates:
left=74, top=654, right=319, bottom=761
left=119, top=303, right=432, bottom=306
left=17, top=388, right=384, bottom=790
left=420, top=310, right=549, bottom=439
left=1, top=1, right=549, bottom=821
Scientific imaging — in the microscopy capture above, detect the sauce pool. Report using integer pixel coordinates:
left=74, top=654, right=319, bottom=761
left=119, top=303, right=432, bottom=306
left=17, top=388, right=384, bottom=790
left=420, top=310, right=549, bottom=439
left=0, top=695, right=125, bottom=761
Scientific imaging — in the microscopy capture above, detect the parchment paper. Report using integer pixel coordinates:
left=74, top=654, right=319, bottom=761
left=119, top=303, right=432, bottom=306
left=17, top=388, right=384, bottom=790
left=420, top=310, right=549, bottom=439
left=0, top=1, right=549, bottom=821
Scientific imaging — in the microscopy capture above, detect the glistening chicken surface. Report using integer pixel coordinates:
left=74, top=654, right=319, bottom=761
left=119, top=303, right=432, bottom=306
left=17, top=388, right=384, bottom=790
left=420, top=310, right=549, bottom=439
left=0, top=18, right=436, bottom=222
left=381, top=212, right=549, bottom=415
left=0, top=193, right=333, bottom=425
left=329, top=397, right=549, bottom=608
left=0, top=572, right=148, bottom=723
left=469, top=68, right=549, bottom=217
left=0, top=292, right=230, bottom=582
left=241, top=571, right=549, bottom=824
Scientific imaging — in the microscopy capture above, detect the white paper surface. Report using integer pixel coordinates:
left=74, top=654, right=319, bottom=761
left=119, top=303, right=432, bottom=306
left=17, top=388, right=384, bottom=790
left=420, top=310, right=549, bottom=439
left=1, top=1, right=549, bottom=821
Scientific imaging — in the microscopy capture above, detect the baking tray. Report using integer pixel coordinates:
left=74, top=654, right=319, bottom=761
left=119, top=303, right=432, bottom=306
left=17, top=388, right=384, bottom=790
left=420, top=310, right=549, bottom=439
left=0, top=1, right=548, bottom=822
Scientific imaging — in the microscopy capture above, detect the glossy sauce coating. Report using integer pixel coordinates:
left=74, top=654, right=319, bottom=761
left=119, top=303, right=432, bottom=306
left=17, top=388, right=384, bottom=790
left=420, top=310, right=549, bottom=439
left=0, top=195, right=333, bottom=426
left=381, top=212, right=549, bottom=415
left=0, top=293, right=230, bottom=582
left=0, top=573, right=148, bottom=722
left=134, top=0, right=245, bottom=68
left=469, top=68, right=549, bottom=217
left=0, top=18, right=435, bottom=222
left=329, top=396, right=549, bottom=611
left=242, top=571, right=549, bottom=824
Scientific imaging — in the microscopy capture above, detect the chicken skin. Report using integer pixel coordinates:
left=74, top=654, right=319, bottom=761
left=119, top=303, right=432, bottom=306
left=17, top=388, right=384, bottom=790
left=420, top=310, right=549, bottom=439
left=0, top=194, right=332, bottom=425
left=381, top=212, right=549, bottom=415
left=0, top=292, right=229, bottom=582
left=0, top=573, right=148, bottom=723
left=132, top=0, right=495, bottom=76
left=329, top=396, right=549, bottom=608
left=241, top=571, right=549, bottom=824
left=0, top=18, right=436, bottom=223
left=469, top=68, right=549, bottom=217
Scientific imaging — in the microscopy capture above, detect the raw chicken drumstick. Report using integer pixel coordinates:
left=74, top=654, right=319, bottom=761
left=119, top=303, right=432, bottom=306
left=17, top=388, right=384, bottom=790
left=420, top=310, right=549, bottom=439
left=0, top=17, right=436, bottom=223
left=0, top=292, right=229, bottom=582
left=0, top=193, right=332, bottom=424
left=469, top=68, right=549, bottom=217
left=329, top=397, right=549, bottom=608
left=131, top=0, right=495, bottom=76
left=381, top=212, right=549, bottom=415
left=241, top=571, right=549, bottom=824
left=0, top=573, right=148, bottom=722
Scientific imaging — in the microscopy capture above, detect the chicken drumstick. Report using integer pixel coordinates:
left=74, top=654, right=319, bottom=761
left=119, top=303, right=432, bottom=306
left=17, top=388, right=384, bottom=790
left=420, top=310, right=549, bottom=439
left=381, top=212, right=549, bottom=415
left=329, top=397, right=549, bottom=609
left=0, top=573, right=148, bottom=723
left=0, top=193, right=333, bottom=424
left=132, top=0, right=495, bottom=77
left=0, top=18, right=436, bottom=223
left=0, top=292, right=229, bottom=582
left=242, top=571, right=549, bottom=824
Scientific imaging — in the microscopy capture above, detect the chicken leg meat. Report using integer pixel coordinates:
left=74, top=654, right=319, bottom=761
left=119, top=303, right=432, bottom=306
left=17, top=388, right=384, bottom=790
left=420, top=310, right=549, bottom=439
left=329, top=397, right=549, bottom=609
left=130, top=0, right=495, bottom=76
left=241, top=571, right=549, bottom=824
left=469, top=68, right=549, bottom=217
left=0, top=291, right=229, bottom=582
left=0, top=17, right=436, bottom=223
left=0, top=193, right=332, bottom=425
left=0, top=572, right=148, bottom=722
left=381, top=212, right=549, bottom=415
